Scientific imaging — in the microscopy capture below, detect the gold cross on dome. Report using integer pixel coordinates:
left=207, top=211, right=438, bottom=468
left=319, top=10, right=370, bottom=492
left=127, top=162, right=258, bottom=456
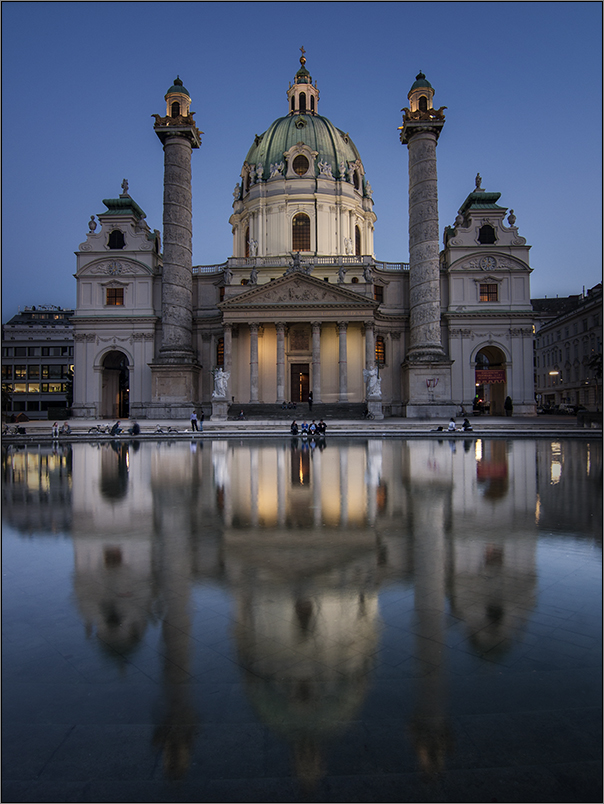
left=300, top=46, right=306, bottom=57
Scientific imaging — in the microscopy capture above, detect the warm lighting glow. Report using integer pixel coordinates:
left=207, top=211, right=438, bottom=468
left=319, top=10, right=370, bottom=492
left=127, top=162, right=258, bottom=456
left=474, top=439, right=483, bottom=461
left=550, top=462, right=562, bottom=484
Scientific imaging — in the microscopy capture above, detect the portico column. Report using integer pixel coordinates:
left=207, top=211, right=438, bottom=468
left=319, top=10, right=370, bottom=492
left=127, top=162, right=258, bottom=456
left=338, top=321, right=348, bottom=402
left=224, top=323, right=233, bottom=401
left=276, top=323, right=285, bottom=404
left=249, top=323, right=259, bottom=402
left=364, top=321, right=375, bottom=370
left=311, top=321, right=322, bottom=403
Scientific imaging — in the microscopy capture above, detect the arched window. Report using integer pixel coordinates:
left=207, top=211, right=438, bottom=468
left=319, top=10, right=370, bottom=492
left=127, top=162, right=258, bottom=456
left=107, top=230, right=125, bottom=249
left=353, top=172, right=360, bottom=190
left=478, top=224, right=497, bottom=244
left=171, top=101, right=180, bottom=117
left=245, top=227, right=250, bottom=258
left=291, top=96, right=295, bottom=113
left=292, top=213, right=311, bottom=251
left=299, top=92, right=306, bottom=112
left=375, top=336, right=386, bottom=367
left=310, top=96, right=315, bottom=113
left=419, top=95, right=428, bottom=112
left=293, top=154, right=309, bottom=176
left=216, top=338, right=224, bottom=368
left=355, top=226, right=361, bottom=256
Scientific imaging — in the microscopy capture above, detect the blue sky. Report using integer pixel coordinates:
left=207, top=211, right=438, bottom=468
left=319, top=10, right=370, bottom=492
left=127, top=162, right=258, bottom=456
left=2, top=1, right=602, bottom=321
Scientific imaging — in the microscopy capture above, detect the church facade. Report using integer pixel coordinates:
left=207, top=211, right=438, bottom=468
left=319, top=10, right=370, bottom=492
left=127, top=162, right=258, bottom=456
left=72, top=57, right=536, bottom=420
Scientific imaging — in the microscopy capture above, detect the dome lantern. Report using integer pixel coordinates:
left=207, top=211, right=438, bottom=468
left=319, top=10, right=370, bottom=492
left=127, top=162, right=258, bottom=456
left=407, top=70, right=435, bottom=114
left=164, top=75, right=192, bottom=119
left=287, top=47, right=319, bottom=116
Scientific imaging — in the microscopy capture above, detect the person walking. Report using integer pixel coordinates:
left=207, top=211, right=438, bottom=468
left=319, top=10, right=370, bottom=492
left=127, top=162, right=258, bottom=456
left=190, top=410, right=199, bottom=431
left=308, top=391, right=313, bottom=412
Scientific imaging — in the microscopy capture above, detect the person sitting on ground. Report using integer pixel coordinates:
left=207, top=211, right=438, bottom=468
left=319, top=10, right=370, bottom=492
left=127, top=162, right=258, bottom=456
left=317, top=419, right=326, bottom=435
left=290, top=420, right=299, bottom=435
left=110, top=421, right=122, bottom=436
left=128, top=421, right=141, bottom=435
left=301, top=421, right=308, bottom=433
left=447, top=417, right=456, bottom=432
left=461, top=418, right=473, bottom=432
left=238, top=410, right=245, bottom=419
left=61, top=422, right=71, bottom=435
left=52, top=422, right=60, bottom=438
left=281, top=401, right=288, bottom=409
left=309, top=420, right=317, bottom=434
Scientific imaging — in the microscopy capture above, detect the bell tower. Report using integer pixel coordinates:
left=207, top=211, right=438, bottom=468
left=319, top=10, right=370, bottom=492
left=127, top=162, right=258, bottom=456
left=149, top=77, right=203, bottom=418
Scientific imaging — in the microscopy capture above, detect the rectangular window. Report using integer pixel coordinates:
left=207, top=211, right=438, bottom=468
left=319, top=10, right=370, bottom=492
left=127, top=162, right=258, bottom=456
left=13, top=383, right=27, bottom=393
left=47, top=383, right=64, bottom=393
left=28, top=347, right=41, bottom=356
left=27, top=383, right=40, bottom=393
left=2, top=347, right=13, bottom=357
left=42, top=365, right=63, bottom=379
left=480, top=284, right=498, bottom=302
left=373, top=285, right=384, bottom=303
left=2, top=365, right=12, bottom=380
left=106, top=287, right=124, bottom=306
left=14, top=347, right=27, bottom=356
left=28, top=365, right=40, bottom=379
left=14, top=365, right=27, bottom=379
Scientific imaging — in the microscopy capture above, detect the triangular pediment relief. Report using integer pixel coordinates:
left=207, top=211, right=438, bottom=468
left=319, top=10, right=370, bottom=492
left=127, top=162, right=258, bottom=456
left=77, top=258, right=154, bottom=278
left=220, top=273, right=377, bottom=310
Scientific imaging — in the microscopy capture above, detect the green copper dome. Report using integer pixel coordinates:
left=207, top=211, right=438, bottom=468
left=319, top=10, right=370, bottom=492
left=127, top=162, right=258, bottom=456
left=244, top=113, right=363, bottom=180
left=166, top=76, right=190, bottom=98
left=409, top=71, right=433, bottom=91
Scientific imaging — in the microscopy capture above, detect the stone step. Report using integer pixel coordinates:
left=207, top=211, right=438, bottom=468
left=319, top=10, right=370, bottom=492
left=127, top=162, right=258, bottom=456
left=227, top=403, right=368, bottom=420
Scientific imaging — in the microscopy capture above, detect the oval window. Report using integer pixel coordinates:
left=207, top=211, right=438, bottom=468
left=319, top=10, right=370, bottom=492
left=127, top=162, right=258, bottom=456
left=293, top=155, right=309, bottom=176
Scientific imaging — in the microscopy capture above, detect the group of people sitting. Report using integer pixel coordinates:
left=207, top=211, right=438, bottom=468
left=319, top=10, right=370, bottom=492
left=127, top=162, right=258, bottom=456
left=281, top=401, right=298, bottom=410
left=432, top=418, right=473, bottom=433
left=290, top=419, right=326, bottom=436
left=51, top=422, right=71, bottom=437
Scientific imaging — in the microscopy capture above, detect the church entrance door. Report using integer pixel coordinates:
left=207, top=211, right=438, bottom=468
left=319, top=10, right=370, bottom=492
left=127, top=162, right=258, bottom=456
left=290, top=364, right=309, bottom=403
left=101, top=350, right=129, bottom=419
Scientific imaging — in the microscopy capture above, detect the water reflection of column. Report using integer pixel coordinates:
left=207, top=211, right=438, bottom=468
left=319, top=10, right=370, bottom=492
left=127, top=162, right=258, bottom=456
left=277, top=445, right=286, bottom=527
left=250, top=445, right=259, bottom=526
left=276, top=323, right=285, bottom=404
left=312, top=446, right=322, bottom=528
left=411, top=491, right=452, bottom=776
left=366, top=441, right=382, bottom=526
left=153, top=493, right=197, bottom=780
left=224, top=323, right=233, bottom=399
left=339, top=445, right=349, bottom=526
left=212, top=441, right=232, bottom=527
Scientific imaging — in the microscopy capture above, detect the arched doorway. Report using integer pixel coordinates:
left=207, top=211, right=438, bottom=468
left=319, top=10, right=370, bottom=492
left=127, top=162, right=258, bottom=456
left=101, top=351, right=129, bottom=419
left=474, top=346, right=507, bottom=416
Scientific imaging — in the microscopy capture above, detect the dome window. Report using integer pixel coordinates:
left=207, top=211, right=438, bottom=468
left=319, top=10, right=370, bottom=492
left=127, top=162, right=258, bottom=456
left=310, top=96, right=315, bottom=113
left=291, top=96, right=295, bottom=113
left=171, top=101, right=180, bottom=118
left=292, top=213, right=311, bottom=251
left=478, top=224, right=497, bottom=244
left=299, top=92, right=307, bottom=112
left=418, top=95, right=428, bottom=112
left=107, top=230, right=125, bottom=250
left=355, top=226, right=361, bottom=256
left=353, top=172, right=360, bottom=190
left=293, top=155, right=309, bottom=176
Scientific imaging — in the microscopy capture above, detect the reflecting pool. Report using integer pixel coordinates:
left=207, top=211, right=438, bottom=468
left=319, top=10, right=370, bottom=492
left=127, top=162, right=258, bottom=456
left=2, top=437, right=602, bottom=803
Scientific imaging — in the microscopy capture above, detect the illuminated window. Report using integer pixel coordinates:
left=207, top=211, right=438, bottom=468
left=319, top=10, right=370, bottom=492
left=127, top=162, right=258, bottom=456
left=480, top=284, right=498, bottom=302
left=216, top=338, right=224, bottom=367
left=27, top=383, right=40, bottom=393
left=292, top=213, right=311, bottom=251
left=373, top=285, right=383, bottom=303
left=14, top=366, right=26, bottom=379
left=375, top=336, right=386, bottom=366
left=293, top=155, right=309, bottom=176
left=106, top=288, right=124, bottom=306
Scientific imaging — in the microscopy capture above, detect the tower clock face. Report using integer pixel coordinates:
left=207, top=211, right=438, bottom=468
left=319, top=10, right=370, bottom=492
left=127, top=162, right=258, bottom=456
left=480, top=256, right=496, bottom=271
left=108, top=262, right=122, bottom=275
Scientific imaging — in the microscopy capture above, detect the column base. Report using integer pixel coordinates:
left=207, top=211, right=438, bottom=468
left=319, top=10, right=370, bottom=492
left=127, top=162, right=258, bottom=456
left=401, top=359, right=456, bottom=419
left=149, top=362, right=201, bottom=419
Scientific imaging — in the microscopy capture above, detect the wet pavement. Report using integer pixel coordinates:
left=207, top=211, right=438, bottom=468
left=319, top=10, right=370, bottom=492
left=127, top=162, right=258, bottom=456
left=2, top=435, right=602, bottom=802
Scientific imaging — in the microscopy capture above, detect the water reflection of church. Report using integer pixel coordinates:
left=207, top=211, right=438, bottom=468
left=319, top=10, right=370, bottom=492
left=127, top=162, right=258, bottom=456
left=47, top=436, right=549, bottom=786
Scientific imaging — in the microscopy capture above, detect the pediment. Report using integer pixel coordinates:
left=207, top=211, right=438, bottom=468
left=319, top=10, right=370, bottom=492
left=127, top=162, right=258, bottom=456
left=220, top=273, right=377, bottom=310
left=77, top=258, right=154, bottom=278
left=449, top=253, right=529, bottom=272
